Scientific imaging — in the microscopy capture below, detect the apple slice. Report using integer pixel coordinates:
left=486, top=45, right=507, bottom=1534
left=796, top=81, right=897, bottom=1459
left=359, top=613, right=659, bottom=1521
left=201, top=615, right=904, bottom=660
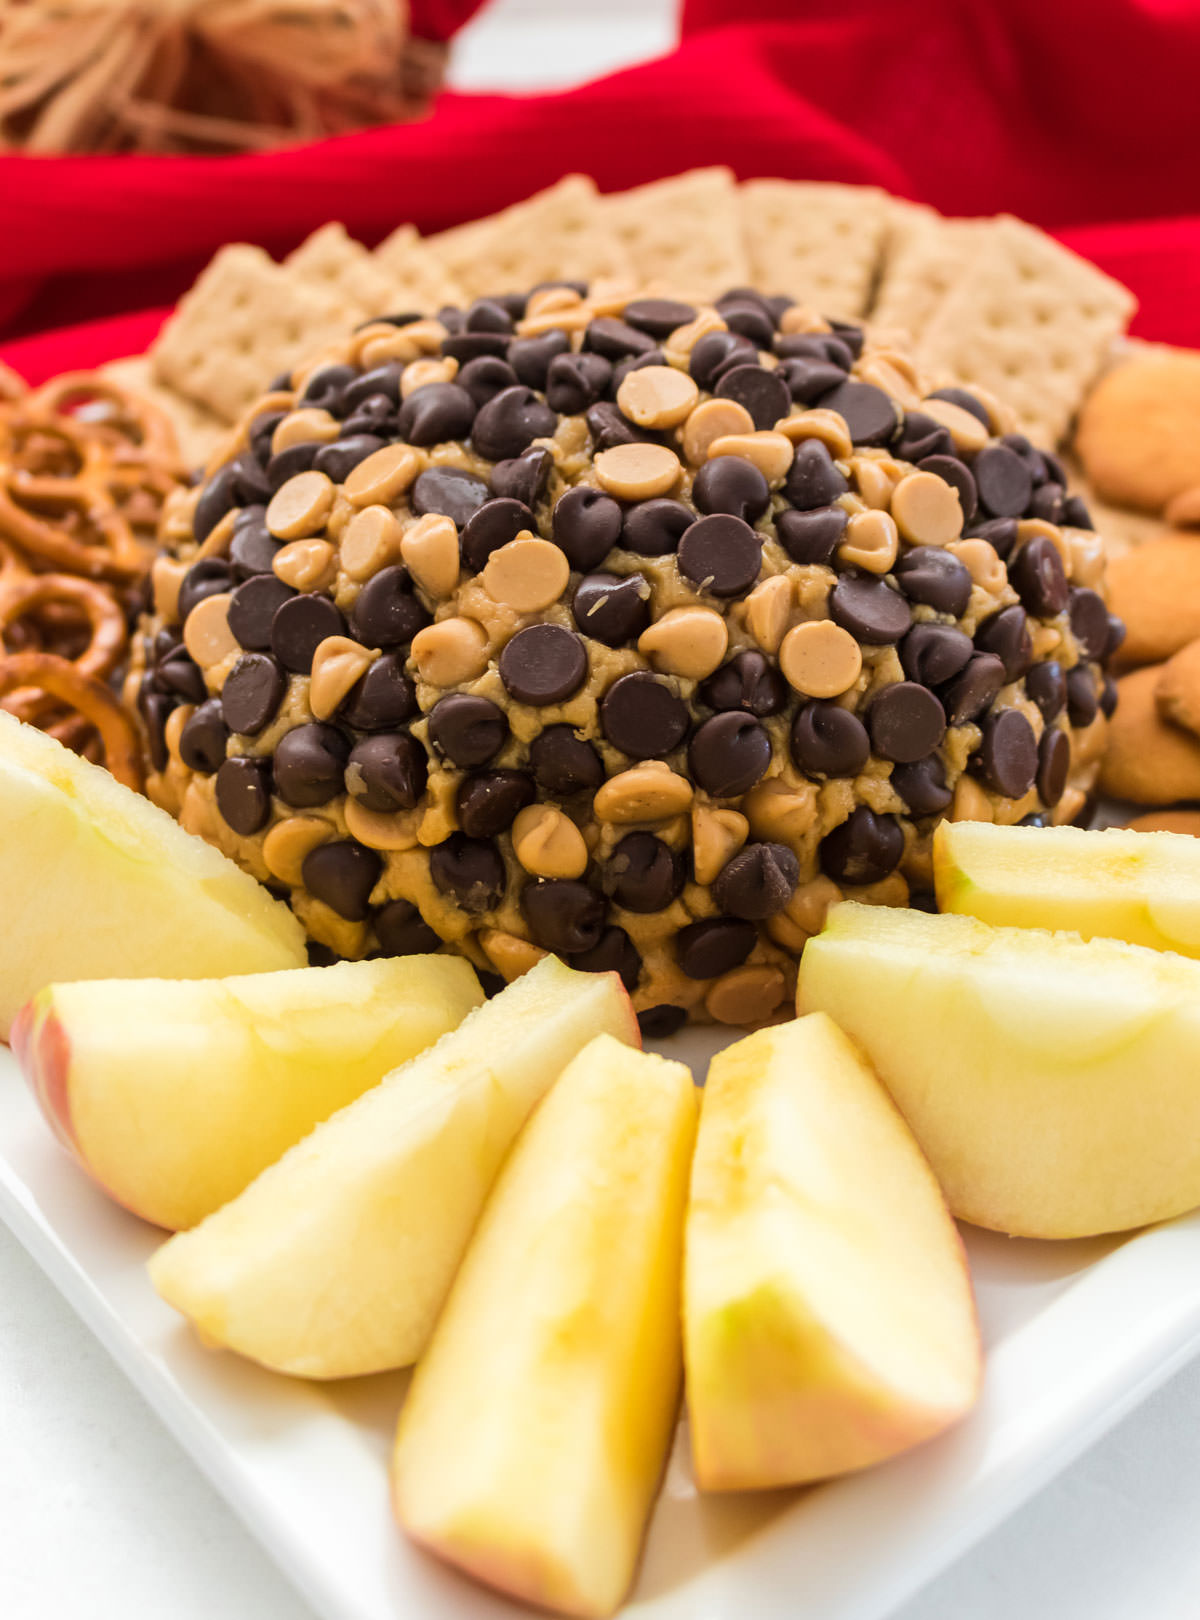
left=13, top=955, right=483, bottom=1230
left=934, top=819, right=1200, bottom=955
left=149, top=957, right=639, bottom=1378
left=684, top=1013, right=980, bottom=1492
left=393, top=1034, right=696, bottom=1620
left=798, top=902, right=1200, bottom=1237
left=0, top=711, right=304, bottom=1035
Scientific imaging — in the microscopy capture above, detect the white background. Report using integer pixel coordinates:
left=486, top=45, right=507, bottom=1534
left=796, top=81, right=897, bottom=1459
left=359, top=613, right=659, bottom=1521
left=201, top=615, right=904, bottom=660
left=5, top=2, right=1200, bottom=1617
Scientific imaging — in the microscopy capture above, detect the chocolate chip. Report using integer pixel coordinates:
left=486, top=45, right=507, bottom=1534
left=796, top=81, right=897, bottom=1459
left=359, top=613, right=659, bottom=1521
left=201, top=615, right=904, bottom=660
left=1062, top=493, right=1094, bottom=530
left=488, top=447, right=551, bottom=507
left=456, top=769, right=535, bottom=838
left=343, top=364, right=403, bottom=411
left=601, top=671, right=689, bottom=759
left=302, top=840, right=381, bottom=921
left=784, top=440, right=850, bottom=511
left=717, top=298, right=776, bottom=349
left=411, top=466, right=490, bottom=527
left=1068, top=588, right=1111, bottom=659
left=1100, top=673, right=1118, bottom=718
left=1025, top=660, right=1067, bottom=724
left=712, top=842, right=799, bottom=920
left=977, top=709, right=1038, bottom=797
left=345, top=733, right=427, bottom=812
left=819, top=806, right=904, bottom=884
left=790, top=702, right=870, bottom=778
left=942, top=652, right=1006, bottom=724
left=689, top=331, right=757, bottom=389
left=712, top=364, right=789, bottom=431
left=638, top=1003, right=687, bottom=1037
left=688, top=711, right=771, bottom=797
left=229, top=513, right=280, bottom=580
left=460, top=497, right=537, bottom=572
left=891, top=755, right=952, bottom=816
left=442, top=332, right=511, bottom=365
left=273, top=722, right=349, bottom=807
left=828, top=319, right=865, bottom=358
left=678, top=513, right=762, bottom=597
left=624, top=298, right=696, bottom=340
left=136, top=683, right=172, bottom=772
left=892, top=412, right=953, bottom=464
left=963, top=516, right=1018, bottom=559
left=395, top=383, right=477, bottom=446
left=829, top=573, right=912, bottom=643
left=1066, top=665, right=1099, bottom=728
left=528, top=725, right=604, bottom=798
left=179, top=697, right=229, bottom=774
left=271, top=593, right=348, bottom=674
left=339, top=397, right=394, bottom=437
left=975, top=605, right=1033, bottom=681
left=508, top=329, right=571, bottom=390
left=192, top=464, right=240, bottom=542
left=427, top=693, right=509, bottom=767
left=773, top=333, right=852, bottom=369
left=927, top=386, right=991, bottom=430
left=584, top=316, right=656, bottom=362
left=351, top=566, right=430, bottom=648
left=498, top=623, right=588, bottom=706
left=900, top=624, right=973, bottom=687
left=974, top=445, right=1034, bottom=519
left=471, top=386, right=557, bottom=462
left=893, top=548, right=972, bottom=617
left=545, top=352, right=612, bottom=414
left=1009, top=536, right=1068, bottom=618
left=775, top=504, right=847, bottom=565
left=699, top=650, right=787, bottom=717
left=221, top=653, right=286, bottom=736
left=676, top=917, right=757, bottom=979
left=693, top=455, right=771, bottom=523
left=215, top=755, right=272, bottom=835
left=868, top=681, right=947, bottom=764
left=572, top=573, right=650, bottom=646
left=521, top=878, right=606, bottom=953
left=267, top=443, right=324, bottom=492
left=1029, top=482, right=1065, bottom=524
left=178, top=557, right=235, bottom=622
left=228, top=575, right=296, bottom=651
left=466, top=297, right=515, bottom=335
left=570, top=926, right=642, bottom=991
left=552, top=485, right=623, bottom=571
left=341, top=652, right=417, bottom=730
left=154, top=647, right=206, bottom=703
left=603, top=833, right=684, bottom=913
left=621, top=498, right=693, bottom=556
left=917, top=454, right=977, bottom=526
left=374, top=898, right=441, bottom=956
left=249, top=412, right=287, bottom=461
left=431, top=833, right=505, bottom=914
left=815, top=380, right=899, bottom=447
left=1037, top=726, right=1070, bottom=806
left=586, top=401, right=649, bottom=451
left=301, top=363, right=357, bottom=411
left=457, top=356, right=519, bottom=408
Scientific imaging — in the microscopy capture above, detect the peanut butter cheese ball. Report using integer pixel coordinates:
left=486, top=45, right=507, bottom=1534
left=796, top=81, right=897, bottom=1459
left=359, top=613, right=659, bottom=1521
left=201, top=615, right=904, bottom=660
left=129, top=284, right=1121, bottom=1031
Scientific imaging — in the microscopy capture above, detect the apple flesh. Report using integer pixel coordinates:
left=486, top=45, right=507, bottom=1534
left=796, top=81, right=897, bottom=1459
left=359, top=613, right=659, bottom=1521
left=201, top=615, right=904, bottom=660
left=393, top=1034, right=696, bottom=1620
left=13, top=956, right=483, bottom=1230
left=934, top=819, right=1200, bottom=956
left=684, top=1013, right=979, bottom=1492
left=149, top=957, right=640, bottom=1378
left=799, top=902, right=1200, bottom=1237
left=0, top=711, right=304, bottom=1036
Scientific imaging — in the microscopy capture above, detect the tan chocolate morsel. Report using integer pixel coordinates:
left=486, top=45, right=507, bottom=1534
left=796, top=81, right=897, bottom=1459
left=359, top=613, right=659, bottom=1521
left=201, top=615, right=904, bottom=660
left=266, top=470, right=336, bottom=541
left=340, top=506, right=403, bottom=582
left=400, top=357, right=459, bottom=398
left=263, top=817, right=333, bottom=887
left=593, top=761, right=694, bottom=822
left=707, top=430, right=794, bottom=486
left=838, top=509, right=899, bottom=575
left=681, top=398, right=755, bottom=464
left=164, top=703, right=193, bottom=765
left=857, top=354, right=923, bottom=411
left=411, top=617, right=489, bottom=686
left=342, top=797, right=420, bottom=851
left=480, top=928, right=549, bottom=982
left=691, top=805, right=748, bottom=886
left=616, top=366, right=699, bottom=430
left=1017, top=517, right=1070, bottom=567
left=766, top=874, right=842, bottom=952
left=271, top=408, right=339, bottom=454
left=482, top=535, right=570, bottom=612
left=742, top=777, right=817, bottom=846
left=517, top=306, right=592, bottom=338
left=196, top=508, right=238, bottom=561
left=358, top=319, right=447, bottom=369
left=919, top=397, right=989, bottom=455
left=779, top=619, right=862, bottom=698
left=744, top=575, right=793, bottom=654
left=850, top=457, right=897, bottom=510
left=183, top=592, right=238, bottom=667
left=274, top=538, right=336, bottom=593
left=890, top=471, right=963, bottom=547
left=664, top=308, right=726, bottom=360
left=344, top=444, right=422, bottom=509
left=1165, top=485, right=1200, bottom=528
left=152, top=556, right=187, bottom=622
left=525, top=286, right=582, bottom=320
left=775, top=409, right=852, bottom=460
left=779, top=305, right=831, bottom=335
left=1065, top=528, right=1107, bottom=588
left=947, top=538, right=1006, bottom=594
left=400, top=513, right=460, bottom=601
left=310, top=636, right=377, bottom=721
left=594, top=442, right=682, bottom=500
left=704, top=964, right=787, bottom=1025
left=511, top=803, right=589, bottom=879
left=638, top=605, right=728, bottom=680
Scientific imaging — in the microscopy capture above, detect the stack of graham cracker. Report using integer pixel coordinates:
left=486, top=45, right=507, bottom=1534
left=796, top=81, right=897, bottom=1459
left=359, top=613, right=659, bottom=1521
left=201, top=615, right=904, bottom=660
left=113, top=169, right=1134, bottom=465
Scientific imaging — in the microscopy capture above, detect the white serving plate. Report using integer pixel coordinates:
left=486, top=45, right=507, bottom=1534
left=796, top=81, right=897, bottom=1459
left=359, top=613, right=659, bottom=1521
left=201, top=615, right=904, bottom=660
left=4, top=1027, right=1200, bottom=1620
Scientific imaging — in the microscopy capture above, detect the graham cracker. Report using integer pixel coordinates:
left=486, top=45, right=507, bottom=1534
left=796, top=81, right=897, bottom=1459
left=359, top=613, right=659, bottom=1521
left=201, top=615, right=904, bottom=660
left=738, top=180, right=891, bottom=320
left=870, top=208, right=987, bottom=342
left=602, top=167, right=748, bottom=300
left=914, top=216, right=1136, bottom=447
left=372, top=223, right=465, bottom=312
left=285, top=223, right=410, bottom=320
left=151, top=244, right=352, bottom=423
left=100, top=354, right=226, bottom=469
left=426, top=175, right=633, bottom=299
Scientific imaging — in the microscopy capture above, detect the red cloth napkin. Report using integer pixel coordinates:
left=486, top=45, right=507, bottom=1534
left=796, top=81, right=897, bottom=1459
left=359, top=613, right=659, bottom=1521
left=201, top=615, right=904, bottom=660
left=5, top=0, right=1200, bottom=371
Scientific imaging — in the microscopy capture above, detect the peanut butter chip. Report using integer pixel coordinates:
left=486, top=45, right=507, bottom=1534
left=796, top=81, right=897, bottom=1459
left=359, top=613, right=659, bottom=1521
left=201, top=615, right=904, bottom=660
left=525, top=286, right=582, bottom=320
left=742, top=777, right=818, bottom=846
left=744, top=575, right=794, bottom=654
left=271, top=408, right=339, bottom=454
left=775, top=409, right=853, bottom=460
left=705, top=964, right=787, bottom=1025
left=594, top=442, right=682, bottom=501
left=196, top=507, right=238, bottom=560
left=616, top=365, right=699, bottom=430
left=358, top=318, right=447, bottom=368
left=273, top=538, right=336, bottom=592
left=309, top=635, right=377, bottom=721
left=340, top=506, right=403, bottom=582
left=342, top=797, right=419, bottom=851
left=681, top=398, right=755, bottom=465
left=838, top=509, right=900, bottom=575
left=266, top=470, right=335, bottom=541
left=511, top=803, right=589, bottom=879
left=638, top=606, right=728, bottom=680
left=152, top=556, right=187, bottom=621
left=857, top=355, right=922, bottom=411
left=183, top=592, right=238, bottom=668
left=785, top=874, right=842, bottom=936
left=593, top=761, right=694, bottom=822
left=411, top=616, right=489, bottom=686
left=262, top=817, right=333, bottom=887
left=779, top=619, right=863, bottom=698
left=890, top=471, right=963, bottom=547
left=692, top=805, right=749, bottom=886
left=664, top=308, right=726, bottom=360
left=479, top=928, right=548, bottom=983
left=779, top=305, right=831, bottom=335
left=707, top=430, right=794, bottom=486
left=919, top=397, right=989, bottom=455
left=946, top=538, right=1007, bottom=595
left=164, top=703, right=193, bottom=765
left=343, top=443, right=422, bottom=508
left=482, top=535, right=570, bottom=612
left=851, top=457, right=897, bottom=510
left=1066, top=528, right=1106, bottom=587
left=400, top=513, right=460, bottom=601
left=1017, top=518, right=1070, bottom=566
left=400, top=357, right=459, bottom=398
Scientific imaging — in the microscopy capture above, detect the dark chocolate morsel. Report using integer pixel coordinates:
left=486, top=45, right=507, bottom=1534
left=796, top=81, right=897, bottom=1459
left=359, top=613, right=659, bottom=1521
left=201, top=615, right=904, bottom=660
left=302, top=840, right=382, bottom=922
left=676, top=917, right=757, bottom=979
left=410, top=466, right=490, bottom=528
left=819, top=806, right=904, bottom=885
left=941, top=652, right=1006, bottom=725
left=778, top=355, right=849, bottom=404
left=520, top=878, right=606, bottom=953
left=893, top=548, right=973, bottom=617
left=508, top=328, right=571, bottom=390
left=829, top=573, right=912, bottom=644
left=715, top=364, right=791, bottom=431
left=455, top=770, right=535, bottom=838
left=975, top=604, right=1033, bottom=681
left=790, top=701, right=871, bottom=778
left=814, top=379, right=899, bottom=446
left=1037, top=725, right=1070, bottom=807
left=891, top=411, right=952, bottom=464
left=271, top=593, right=348, bottom=674
left=601, top=671, right=689, bottom=759
left=677, top=513, right=762, bottom=598
left=1068, top=587, right=1112, bottom=660
left=427, top=692, right=509, bottom=768
left=974, top=444, right=1034, bottom=519
left=927, top=386, right=991, bottom=430
left=699, top=650, right=787, bottom=717
left=1100, top=673, right=1119, bottom=718
left=374, top=898, right=441, bottom=957
left=273, top=722, right=350, bottom=808
left=528, top=725, right=604, bottom=798
left=572, top=573, right=650, bottom=646
left=1009, top=535, right=1069, bottom=618
left=341, top=652, right=418, bottom=730
left=586, top=401, right=651, bottom=451
left=545, top=351, right=612, bottom=415
left=868, top=681, right=947, bottom=764
left=891, top=755, right=953, bottom=816
left=154, top=647, right=206, bottom=703
left=345, top=733, right=428, bottom=812
left=688, top=331, right=756, bottom=390
left=192, top=463, right=240, bottom=543
left=313, top=435, right=385, bottom=484
left=499, top=624, right=588, bottom=706
left=178, top=557, right=235, bottom=622
left=488, top=447, right=552, bottom=508
left=1026, top=660, right=1067, bottom=724
left=976, top=709, right=1038, bottom=798
left=712, top=842, right=799, bottom=920
left=471, top=385, right=557, bottom=461
left=917, top=454, right=978, bottom=526
left=716, top=297, right=776, bottom=349
left=553, top=485, right=624, bottom=571
left=227, top=574, right=296, bottom=652
left=775, top=505, right=847, bottom=565
left=688, top=711, right=772, bottom=797
left=228, top=513, right=280, bottom=580
left=1067, top=665, right=1100, bottom=728
left=179, top=697, right=228, bottom=774
left=602, top=833, right=684, bottom=913
left=221, top=653, right=286, bottom=736
left=430, top=833, right=505, bottom=914
left=570, top=926, right=642, bottom=992
left=692, top=455, right=771, bottom=523
left=584, top=317, right=656, bottom=362
left=301, top=363, right=357, bottom=409
left=624, top=298, right=697, bottom=339
left=899, top=623, right=973, bottom=688
left=351, top=566, right=430, bottom=648
left=214, top=755, right=272, bottom=836
left=637, top=1003, right=687, bottom=1038
left=620, top=498, right=694, bottom=556
left=460, top=498, right=537, bottom=573
left=266, top=443, right=319, bottom=492
left=395, top=382, right=477, bottom=446
left=964, top=516, right=1018, bottom=559
left=342, top=364, right=403, bottom=413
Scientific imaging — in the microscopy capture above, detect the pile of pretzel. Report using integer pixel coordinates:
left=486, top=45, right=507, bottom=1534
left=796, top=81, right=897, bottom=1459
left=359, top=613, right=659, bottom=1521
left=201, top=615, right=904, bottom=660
left=0, top=362, right=184, bottom=790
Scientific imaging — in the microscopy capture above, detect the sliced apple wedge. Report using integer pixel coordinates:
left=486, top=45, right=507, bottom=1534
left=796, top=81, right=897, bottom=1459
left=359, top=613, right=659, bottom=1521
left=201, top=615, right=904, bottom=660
left=13, top=956, right=482, bottom=1230
left=934, top=819, right=1200, bottom=955
left=393, top=1034, right=696, bottom=1620
left=0, top=711, right=304, bottom=1035
left=684, top=1013, right=980, bottom=1492
left=149, top=957, right=639, bottom=1378
left=799, top=902, right=1200, bottom=1237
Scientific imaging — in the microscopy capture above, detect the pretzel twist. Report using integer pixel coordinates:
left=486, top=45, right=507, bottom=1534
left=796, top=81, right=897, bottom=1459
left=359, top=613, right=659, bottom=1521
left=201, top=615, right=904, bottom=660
left=0, top=653, right=142, bottom=791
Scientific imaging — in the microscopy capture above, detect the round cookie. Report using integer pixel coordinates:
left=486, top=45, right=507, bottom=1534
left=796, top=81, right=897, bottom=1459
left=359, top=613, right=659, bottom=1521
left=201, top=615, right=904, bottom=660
left=1106, top=535, right=1200, bottom=669
left=129, top=283, right=1120, bottom=1029
left=1076, top=349, right=1200, bottom=514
